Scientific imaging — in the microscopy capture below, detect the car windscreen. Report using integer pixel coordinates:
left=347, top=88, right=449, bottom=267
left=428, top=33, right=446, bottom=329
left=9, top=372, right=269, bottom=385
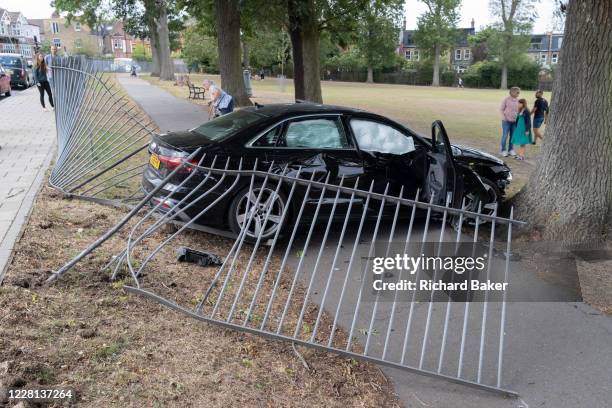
left=191, top=110, right=264, bottom=141
left=0, top=56, right=22, bottom=67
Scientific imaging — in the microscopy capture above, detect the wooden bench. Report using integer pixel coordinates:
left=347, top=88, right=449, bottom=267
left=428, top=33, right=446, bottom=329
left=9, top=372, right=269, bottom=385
left=186, top=78, right=205, bottom=100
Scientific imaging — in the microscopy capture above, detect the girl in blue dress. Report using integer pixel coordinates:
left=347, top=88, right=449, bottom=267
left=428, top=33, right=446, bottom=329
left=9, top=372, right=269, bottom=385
left=511, top=98, right=532, bottom=160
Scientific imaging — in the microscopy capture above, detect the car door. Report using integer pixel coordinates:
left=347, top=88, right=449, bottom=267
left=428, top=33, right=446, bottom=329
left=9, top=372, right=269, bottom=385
left=347, top=117, right=426, bottom=201
left=426, top=120, right=465, bottom=207
left=249, top=114, right=365, bottom=219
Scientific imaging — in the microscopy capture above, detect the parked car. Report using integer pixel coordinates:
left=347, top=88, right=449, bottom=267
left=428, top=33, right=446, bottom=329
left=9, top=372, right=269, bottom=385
left=0, top=64, right=11, bottom=96
left=0, top=53, right=34, bottom=88
left=142, top=103, right=512, bottom=240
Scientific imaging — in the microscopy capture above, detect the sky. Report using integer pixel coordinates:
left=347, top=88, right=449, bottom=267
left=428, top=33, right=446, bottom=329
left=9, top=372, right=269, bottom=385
left=3, top=0, right=558, bottom=33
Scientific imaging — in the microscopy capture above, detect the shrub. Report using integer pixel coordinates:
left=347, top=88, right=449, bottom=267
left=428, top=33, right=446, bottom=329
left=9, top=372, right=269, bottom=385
left=462, top=59, right=541, bottom=89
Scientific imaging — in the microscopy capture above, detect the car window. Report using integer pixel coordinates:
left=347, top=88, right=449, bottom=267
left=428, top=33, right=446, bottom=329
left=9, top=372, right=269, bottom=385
left=191, top=110, right=264, bottom=141
left=350, top=119, right=415, bottom=155
left=0, top=56, right=21, bottom=67
left=281, top=118, right=349, bottom=149
left=252, top=125, right=282, bottom=147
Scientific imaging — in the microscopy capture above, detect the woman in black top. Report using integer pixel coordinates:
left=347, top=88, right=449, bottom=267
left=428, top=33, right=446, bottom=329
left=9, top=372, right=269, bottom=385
left=34, top=53, right=54, bottom=112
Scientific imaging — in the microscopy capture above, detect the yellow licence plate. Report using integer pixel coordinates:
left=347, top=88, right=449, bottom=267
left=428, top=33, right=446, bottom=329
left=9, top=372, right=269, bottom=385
left=149, top=154, right=161, bottom=169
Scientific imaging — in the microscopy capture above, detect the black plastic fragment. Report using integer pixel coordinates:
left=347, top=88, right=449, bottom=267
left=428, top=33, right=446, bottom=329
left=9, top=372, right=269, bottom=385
left=176, top=247, right=224, bottom=267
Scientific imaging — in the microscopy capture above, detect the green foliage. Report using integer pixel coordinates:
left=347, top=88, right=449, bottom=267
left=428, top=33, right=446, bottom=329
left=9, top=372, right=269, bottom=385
left=132, top=43, right=151, bottom=61
left=462, top=58, right=540, bottom=89
left=181, top=25, right=219, bottom=73
left=248, top=29, right=291, bottom=71
left=353, top=0, right=403, bottom=71
left=410, top=58, right=454, bottom=84
left=412, top=0, right=461, bottom=57
left=39, top=40, right=51, bottom=55
left=487, top=0, right=536, bottom=65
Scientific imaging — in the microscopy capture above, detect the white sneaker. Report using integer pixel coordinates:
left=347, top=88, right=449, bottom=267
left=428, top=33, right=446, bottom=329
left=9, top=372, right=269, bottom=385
left=42, top=108, right=48, bottom=112
left=50, top=107, right=55, bottom=111
left=509, top=149, right=517, bottom=157
left=501, top=150, right=508, bottom=157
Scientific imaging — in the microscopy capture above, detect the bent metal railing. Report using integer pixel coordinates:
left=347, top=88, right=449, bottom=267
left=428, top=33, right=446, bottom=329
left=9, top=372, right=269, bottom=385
left=49, top=154, right=523, bottom=397
left=49, top=56, right=156, bottom=206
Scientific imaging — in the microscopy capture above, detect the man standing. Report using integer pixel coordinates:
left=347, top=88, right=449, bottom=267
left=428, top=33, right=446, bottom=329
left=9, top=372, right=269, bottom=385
left=499, top=87, right=520, bottom=157
left=44, top=46, right=58, bottom=87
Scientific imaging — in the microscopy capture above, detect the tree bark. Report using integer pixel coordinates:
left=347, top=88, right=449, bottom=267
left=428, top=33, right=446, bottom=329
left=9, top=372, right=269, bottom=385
left=301, top=0, right=322, bottom=103
left=149, top=20, right=160, bottom=77
left=215, top=0, right=252, bottom=106
left=242, top=38, right=250, bottom=69
left=514, top=0, right=612, bottom=244
left=500, top=63, right=508, bottom=89
left=366, top=66, right=374, bottom=83
left=287, top=0, right=305, bottom=100
left=432, top=43, right=440, bottom=86
left=156, top=4, right=174, bottom=81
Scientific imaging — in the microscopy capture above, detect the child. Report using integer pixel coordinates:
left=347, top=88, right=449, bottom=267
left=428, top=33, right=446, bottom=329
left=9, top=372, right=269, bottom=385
left=511, top=98, right=532, bottom=160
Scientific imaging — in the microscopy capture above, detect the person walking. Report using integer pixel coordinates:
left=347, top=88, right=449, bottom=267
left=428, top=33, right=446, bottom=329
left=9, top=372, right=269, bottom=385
left=531, top=89, right=549, bottom=145
left=202, top=79, right=218, bottom=119
left=34, top=53, right=54, bottom=112
left=511, top=98, right=532, bottom=161
left=458, top=77, right=464, bottom=88
left=499, top=86, right=520, bottom=157
left=44, top=46, right=58, bottom=87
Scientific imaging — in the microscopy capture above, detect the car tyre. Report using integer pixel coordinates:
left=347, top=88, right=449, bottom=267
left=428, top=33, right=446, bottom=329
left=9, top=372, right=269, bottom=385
left=464, top=178, right=501, bottom=222
left=5, top=90, right=10, bottom=96
left=228, top=184, right=288, bottom=243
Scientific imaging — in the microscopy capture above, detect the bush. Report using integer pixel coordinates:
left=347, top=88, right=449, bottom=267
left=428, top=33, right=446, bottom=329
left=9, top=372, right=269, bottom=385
left=462, top=59, right=541, bottom=89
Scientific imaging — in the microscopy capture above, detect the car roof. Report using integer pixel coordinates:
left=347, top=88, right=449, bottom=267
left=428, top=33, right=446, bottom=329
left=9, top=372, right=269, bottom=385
left=242, top=102, right=367, bottom=118
left=0, top=53, right=24, bottom=57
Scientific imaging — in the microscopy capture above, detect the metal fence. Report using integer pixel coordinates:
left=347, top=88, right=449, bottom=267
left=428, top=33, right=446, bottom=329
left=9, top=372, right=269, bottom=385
left=50, top=153, right=522, bottom=397
left=49, top=56, right=156, bottom=206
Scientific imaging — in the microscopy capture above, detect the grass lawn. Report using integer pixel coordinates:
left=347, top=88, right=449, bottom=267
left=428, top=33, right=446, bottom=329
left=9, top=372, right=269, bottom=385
left=142, top=73, right=549, bottom=196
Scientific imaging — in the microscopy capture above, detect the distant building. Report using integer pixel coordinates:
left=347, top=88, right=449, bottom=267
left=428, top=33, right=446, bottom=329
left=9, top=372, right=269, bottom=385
left=0, top=8, right=40, bottom=58
left=103, top=21, right=150, bottom=59
left=397, top=19, right=476, bottom=73
left=527, top=32, right=563, bottom=67
left=29, top=12, right=103, bottom=56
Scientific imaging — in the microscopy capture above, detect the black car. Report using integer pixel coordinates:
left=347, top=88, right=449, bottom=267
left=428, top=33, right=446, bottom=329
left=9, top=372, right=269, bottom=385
left=142, top=103, right=512, bottom=239
left=0, top=53, right=34, bottom=88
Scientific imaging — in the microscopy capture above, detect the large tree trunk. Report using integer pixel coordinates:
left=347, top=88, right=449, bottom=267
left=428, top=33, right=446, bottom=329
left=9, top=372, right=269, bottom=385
left=514, top=0, right=612, bottom=244
left=242, top=38, right=250, bottom=69
left=156, top=5, right=174, bottom=81
left=500, top=63, right=508, bottom=89
left=288, top=0, right=305, bottom=101
left=301, top=0, right=322, bottom=103
left=366, top=66, right=374, bottom=83
left=432, top=43, right=440, bottom=87
left=215, top=0, right=252, bottom=106
left=149, top=20, right=160, bottom=77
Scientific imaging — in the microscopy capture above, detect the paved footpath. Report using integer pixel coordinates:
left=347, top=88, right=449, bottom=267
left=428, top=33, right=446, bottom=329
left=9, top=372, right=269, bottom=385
left=0, top=88, right=56, bottom=282
left=116, top=74, right=208, bottom=132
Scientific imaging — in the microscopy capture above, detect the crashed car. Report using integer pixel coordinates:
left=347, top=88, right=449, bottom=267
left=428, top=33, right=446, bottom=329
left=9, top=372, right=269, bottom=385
left=142, top=103, right=512, bottom=239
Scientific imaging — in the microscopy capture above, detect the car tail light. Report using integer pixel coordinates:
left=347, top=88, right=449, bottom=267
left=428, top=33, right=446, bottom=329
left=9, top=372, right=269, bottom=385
left=157, top=155, right=199, bottom=173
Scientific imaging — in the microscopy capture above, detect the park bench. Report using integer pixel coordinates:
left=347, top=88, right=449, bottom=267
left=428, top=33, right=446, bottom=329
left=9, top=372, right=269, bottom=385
left=186, top=77, right=205, bottom=100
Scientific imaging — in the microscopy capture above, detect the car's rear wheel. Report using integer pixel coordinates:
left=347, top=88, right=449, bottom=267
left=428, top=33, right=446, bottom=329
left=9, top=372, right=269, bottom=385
left=5, top=90, right=10, bottom=96
left=464, top=178, right=500, bottom=221
left=229, top=184, right=288, bottom=242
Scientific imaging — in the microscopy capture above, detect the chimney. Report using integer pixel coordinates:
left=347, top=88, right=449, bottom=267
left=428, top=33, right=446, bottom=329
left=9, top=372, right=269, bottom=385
left=403, top=17, right=407, bottom=30
left=471, top=18, right=475, bottom=29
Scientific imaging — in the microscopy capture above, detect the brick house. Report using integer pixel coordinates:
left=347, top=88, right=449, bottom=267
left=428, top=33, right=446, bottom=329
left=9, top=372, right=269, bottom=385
left=29, top=12, right=103, bottom=56
left=527, top=32, right=563, bottom=67
left=397, top=19, right=476, bottom=73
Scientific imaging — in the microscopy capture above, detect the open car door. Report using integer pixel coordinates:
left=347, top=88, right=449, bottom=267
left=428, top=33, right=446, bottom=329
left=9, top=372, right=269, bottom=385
left=424, top=120, right=465, bottom=208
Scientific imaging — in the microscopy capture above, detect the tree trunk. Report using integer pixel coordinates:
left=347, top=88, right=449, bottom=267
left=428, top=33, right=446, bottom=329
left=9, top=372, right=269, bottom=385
left=242, top=38, right=250, bottom=69
left=156, top=5, right=174, bottom=81
left=149, top=21, right=160, bottom=77
left=215, top=0, right=252, bottom=106
left=432, top=43, right=440, bottom=87
left=288, top=0, right=305, bottom=101
left=366, top=66, right=374, bottom=83
left=500, top=63, right=508, bottom=89
left=514, top=0, right=612, bottom=244
left=301, top=0, right=322, bottom=103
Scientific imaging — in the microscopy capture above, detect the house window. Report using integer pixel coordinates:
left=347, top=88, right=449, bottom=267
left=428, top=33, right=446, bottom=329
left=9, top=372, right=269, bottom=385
left=455, top=49, right=462, bottom=60
left=74, top=22, right=81, bottom=31
left=51, top=22, right=60, bottom=33
left=75, top=38, right=82, bottom=48
left=464, top=49, right=471, bottom=60
left=551, top=53, right=558, bottom=64
left=540, top=53, right=547, bottom=63
left=404, top=49, right=419, bottom=61
left=557, top=38, right=562, bottom=48
left=53, top=38, right=61, bottom=47
left=11, top=24, right=20, bottom=36
left=112, top=38, right=122, bottom=49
